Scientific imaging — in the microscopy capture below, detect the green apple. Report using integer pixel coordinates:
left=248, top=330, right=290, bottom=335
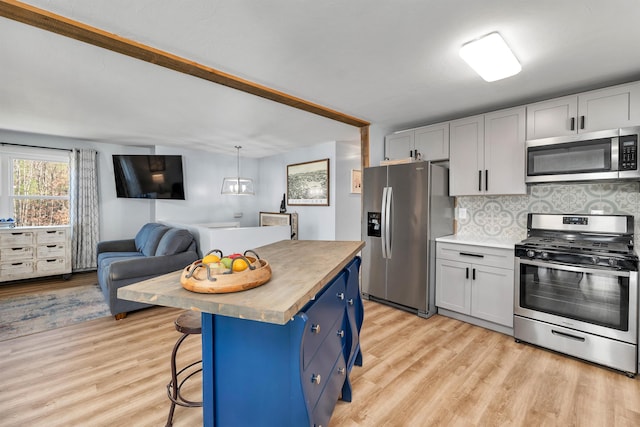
left=221, top=257, right=232, bottom=269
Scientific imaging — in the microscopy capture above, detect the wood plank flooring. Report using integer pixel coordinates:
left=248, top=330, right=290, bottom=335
left=1, top=273, right=639, bottom=426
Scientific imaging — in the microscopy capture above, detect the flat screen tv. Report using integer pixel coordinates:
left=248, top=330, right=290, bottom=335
left=112, top=155, right=185, bottom=199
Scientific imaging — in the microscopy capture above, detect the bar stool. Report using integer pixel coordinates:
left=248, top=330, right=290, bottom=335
left=166, top=310, right=203, bottom=427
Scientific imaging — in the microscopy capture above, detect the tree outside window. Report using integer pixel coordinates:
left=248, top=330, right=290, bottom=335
left=11, top=157, right=70, bottom=226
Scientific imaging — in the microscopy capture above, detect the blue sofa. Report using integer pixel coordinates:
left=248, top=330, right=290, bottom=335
left=97, top=223, right=199, bottom=319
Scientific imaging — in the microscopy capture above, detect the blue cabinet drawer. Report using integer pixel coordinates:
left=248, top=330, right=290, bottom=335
left=301, top=270, right=347, bottom=369
left=312, top=354, right=348, bottom=427
left=302, top=313, right=346, bottom=410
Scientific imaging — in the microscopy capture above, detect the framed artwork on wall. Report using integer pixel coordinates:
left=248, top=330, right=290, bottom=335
left=287, top=158, right=329, bottom=206
left=350, top=169, right=362, bottom=194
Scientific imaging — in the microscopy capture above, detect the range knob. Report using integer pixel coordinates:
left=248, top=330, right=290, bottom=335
left=541, top=252, right=549, bottom=260
left=608, top=258, right=618, bottom=267
left=526, top=250, right=535, bottom=258
left=592, top=256, right=600, bottom=265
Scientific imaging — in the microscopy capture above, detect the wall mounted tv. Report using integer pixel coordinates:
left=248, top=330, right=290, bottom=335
left=112, top=155, right=185, bottom=200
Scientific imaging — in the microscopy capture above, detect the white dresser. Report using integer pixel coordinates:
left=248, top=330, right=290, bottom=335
left=0, top=226, right=72, bottom=282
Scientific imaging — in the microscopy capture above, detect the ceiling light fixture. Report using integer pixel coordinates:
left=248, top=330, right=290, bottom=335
left=221, top=146, right=255, bottom=195
left=459, top=32, right=521, bottom=82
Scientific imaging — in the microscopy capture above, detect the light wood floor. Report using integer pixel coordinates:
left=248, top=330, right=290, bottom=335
left=1, top=273, right=639, bottom=426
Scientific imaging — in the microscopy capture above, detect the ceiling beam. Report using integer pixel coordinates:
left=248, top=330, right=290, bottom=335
left=0, top=0, right=370, bottom=129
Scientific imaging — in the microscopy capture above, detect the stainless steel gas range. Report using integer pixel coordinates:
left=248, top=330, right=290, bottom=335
left=514, top=213, right=639, bottom=376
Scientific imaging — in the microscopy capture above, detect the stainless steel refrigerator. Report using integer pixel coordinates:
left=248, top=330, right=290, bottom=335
left=361, top=161, right=453, bottom=318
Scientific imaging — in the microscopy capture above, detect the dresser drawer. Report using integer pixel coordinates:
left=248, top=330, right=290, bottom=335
left=36, top=258, right=67, bottom=273
left=36, top=229, right=67, bottom=244
left=0, top=261, right=35, bottom=277
left=0, top=231, right=34, bottom=247
left=37, top=244, right=67, bottom=258
left=0, top=246, right=34, bottom=262
left=301, top=271, right=348, bottom=369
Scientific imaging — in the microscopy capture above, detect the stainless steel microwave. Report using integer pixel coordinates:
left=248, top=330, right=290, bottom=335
left=526, top=127, right=640, bottom=183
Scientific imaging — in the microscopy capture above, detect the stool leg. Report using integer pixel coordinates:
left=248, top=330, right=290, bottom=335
left=166, top=333, right=188, bottom=427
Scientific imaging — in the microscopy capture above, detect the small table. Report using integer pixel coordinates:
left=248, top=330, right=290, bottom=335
left=119, top=239, right=365, bottom=427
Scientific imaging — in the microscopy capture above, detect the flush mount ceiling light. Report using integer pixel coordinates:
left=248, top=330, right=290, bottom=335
left=221, top=146, right=255, bottom=195
left=459, top=32, right=521, bottom=82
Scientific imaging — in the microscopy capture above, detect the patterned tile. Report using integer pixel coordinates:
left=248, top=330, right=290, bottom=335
left=456, top=182, right=640, bottom=244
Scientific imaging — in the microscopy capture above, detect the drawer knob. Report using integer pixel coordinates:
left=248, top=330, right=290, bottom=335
left=338, top=367, right=346, bottom=375
left=337, top=330, right=345, bottom=338
left=347, top=298, right=354, bottom=306
left=311, top=324, right=321, bottom=334
left=336, top=292, right=345, bottom=301
left=311, top=374, right=321, bottom=384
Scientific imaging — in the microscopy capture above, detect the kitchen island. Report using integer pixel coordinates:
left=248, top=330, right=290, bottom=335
left=118, top=239, right=365, bottom=427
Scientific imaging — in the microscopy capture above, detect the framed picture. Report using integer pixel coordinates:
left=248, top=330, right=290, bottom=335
left=287, top=158, right=330, bottom=206
left=350, top=169, right=362, bottom=194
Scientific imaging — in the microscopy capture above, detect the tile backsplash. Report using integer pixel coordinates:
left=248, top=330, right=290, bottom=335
left=456, top=182, right=640, bottom=242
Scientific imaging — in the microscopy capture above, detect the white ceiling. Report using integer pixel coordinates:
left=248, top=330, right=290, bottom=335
left=2, top=0, right=640, bottom=158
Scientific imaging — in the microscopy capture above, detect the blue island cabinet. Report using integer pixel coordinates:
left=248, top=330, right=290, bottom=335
left=201, top=256, right=363, bottom=427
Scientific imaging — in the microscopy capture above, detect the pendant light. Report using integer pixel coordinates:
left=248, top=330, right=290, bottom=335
left=221, top=145, right=255, bottom=195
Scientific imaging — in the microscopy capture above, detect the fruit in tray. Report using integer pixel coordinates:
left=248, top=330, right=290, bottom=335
left=200, top=250, right=254, bottom=274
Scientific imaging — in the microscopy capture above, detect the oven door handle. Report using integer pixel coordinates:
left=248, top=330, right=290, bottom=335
left=517, top=258, right=632, bottom=277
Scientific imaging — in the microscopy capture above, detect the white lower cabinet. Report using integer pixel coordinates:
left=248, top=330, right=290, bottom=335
left=436, top=242, right=514, bottom=332
left=0, top=226, right=71, bottom=283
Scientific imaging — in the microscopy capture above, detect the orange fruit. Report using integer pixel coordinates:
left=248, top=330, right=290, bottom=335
left=202, top=253, right=221, bottom=264
left=231, top=258, right=249, bottom=272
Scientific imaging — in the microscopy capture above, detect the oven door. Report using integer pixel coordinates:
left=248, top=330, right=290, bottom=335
left=515, top=258, right=638, bottom=344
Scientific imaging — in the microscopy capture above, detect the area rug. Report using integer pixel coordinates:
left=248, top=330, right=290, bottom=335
left=0, top=283, right=111, bottom=341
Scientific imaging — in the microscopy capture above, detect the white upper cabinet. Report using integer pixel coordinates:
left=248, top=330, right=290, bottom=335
left=414, top=122, right=449, bottom=161
left=384, top=122, right=449, bottom=162
left=384, top=131, right=414, bottom=160
left=526, top=81, right=640, bottom=140
left=484, top=106, right=526, bottom=195
left=450, top=106, right=526, bottom=196
left=450, top=114, right=484, bottom=196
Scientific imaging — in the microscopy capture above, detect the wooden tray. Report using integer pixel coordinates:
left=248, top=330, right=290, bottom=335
left=180, top=257, right=272, bottom=294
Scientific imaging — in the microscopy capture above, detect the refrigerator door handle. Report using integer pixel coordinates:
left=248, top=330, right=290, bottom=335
left=386, top=186, right=393, bottom=258
left=381, top=186, right=389, bottom=259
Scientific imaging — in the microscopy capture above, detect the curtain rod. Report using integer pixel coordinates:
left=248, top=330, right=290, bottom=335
left=0, top=141, right=73, bottom=152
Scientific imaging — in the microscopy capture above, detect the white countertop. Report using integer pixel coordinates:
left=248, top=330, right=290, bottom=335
left=436, top=234, right=521, bottom=249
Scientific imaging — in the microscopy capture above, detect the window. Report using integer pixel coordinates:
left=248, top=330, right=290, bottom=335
left=1, top=146, right=70, bottom=226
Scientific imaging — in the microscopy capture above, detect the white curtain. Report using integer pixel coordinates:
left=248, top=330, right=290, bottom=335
left=70, top=148, right=99, bottom=271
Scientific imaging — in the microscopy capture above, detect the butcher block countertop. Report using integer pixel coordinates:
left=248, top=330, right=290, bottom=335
left=118, top=239, right=365, bottom=325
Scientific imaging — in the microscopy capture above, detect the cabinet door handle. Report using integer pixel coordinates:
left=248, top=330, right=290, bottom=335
left=347, top=298, right=354, bottom=306
left=337, top=330, right=345, bottom=338
left=336, top=292, right=345, bottom=301
left=465, top=267, right=469, bottom=279
left=580, top=115, right=585, bottom=129
left=311, top=324, right=321, bottom=334
left=338, top=367, right=346, bottom=375
left=478, top=170, right=482, bottom=192
left=485, top=170, right=488, bottom=191
left=311, top=374, right=322, bottom=384
left=472, top=268, right=476, bottom=280
left=570, top=117, right=575, bottom=131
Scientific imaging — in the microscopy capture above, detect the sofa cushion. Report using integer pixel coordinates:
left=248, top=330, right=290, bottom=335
left=139, top=225, right=170, bottom=256
left=98, top=251, right=143, bottom=270
left=134, top=223, right=165, bottom=252
left=155, top=228, right=194, bottom=256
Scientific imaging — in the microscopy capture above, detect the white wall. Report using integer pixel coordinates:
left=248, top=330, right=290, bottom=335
left=1, top=129, right=363, bottom=243
left=154, top=145, right=260, bottom=227
left=335, top=140, right=361, bottom=241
